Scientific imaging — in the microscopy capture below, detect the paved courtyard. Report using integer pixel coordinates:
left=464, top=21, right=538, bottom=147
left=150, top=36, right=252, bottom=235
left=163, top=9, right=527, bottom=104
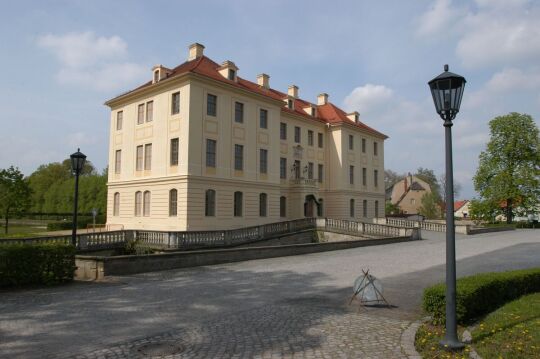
left=1, top=230, right=539, bottom=358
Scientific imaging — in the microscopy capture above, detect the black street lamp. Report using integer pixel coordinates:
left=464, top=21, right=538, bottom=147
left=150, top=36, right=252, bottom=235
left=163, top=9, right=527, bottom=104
left=70, top=148, right=86, bottom=247
left=428, top=65, right=466, bottom=350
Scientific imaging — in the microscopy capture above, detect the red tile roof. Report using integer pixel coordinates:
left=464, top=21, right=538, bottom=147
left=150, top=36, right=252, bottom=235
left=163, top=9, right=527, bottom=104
left=454, top=200, right=469, bottom=211
left=107, top=55, right=387, bottom=138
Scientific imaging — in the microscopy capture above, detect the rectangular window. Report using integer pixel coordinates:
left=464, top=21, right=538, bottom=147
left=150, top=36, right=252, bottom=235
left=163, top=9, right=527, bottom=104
left=294, top=160, right=301, bottom=179
left=374, top=169, right=379, bottom=187
left=362, top=138, right=366, bottom=153
left=116, top=111, right=123, bottom=130
left=205, top=190, right=216, bottom=216
left=362, top=167, right=367, bottom=186
left=235, top=102, right=244, bottom=123
left=136, top=145, right=143, bottom=171
left=171, top=92, right=180, bottom=115
left=280, top=196, right=286, bottom=217
left=234, top=191, right=243, bottom=217
left=280, top=123, right=287, bottom=140
left=170, top=138, right=179, bottom=166
left=308, top=130, right=314, bottom=146
left=260, top=108, right=268, bottom=129
left=114, top=150, right=121, bottom=174
left=349, top=134, right=354, bottom=150
left=374, top=141, right=378, bottom=156
left=308, top=162, right=314, bottom=179
left=234, top=144, right=243, bottom=171
left=363, top=200, right=368, bottom=217
left=350, top=199, right=355, bottom=217
left=318, top=164, right=323, bottom=183
left=207, top=93, right=217, bottom=116
left=259, top=193, right=267, bottom=217
left=137, top=104, right=144, bottom=124
left=144, top=143, right=152, bottom=170
left=206, top=139, right=216, bottom=167
left=318, top=133, right=323, bottom=148
left=349, top=165, right=354, bottom=184
left=260, top=149, right=268, bottom=174
left=146, top=101, right=153, bottom=122
left=294, top=126, right=301, bottom=143
left=280, top=158, right=287, bottom=179
left=375, top=200, right=379, bottom=218
left=228, top=69, right=235, bottom=80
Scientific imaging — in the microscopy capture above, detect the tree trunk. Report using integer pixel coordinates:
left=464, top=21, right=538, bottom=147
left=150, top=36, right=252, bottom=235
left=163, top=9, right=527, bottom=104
left=4, top=210, right=8, bottom=234
left=506, top=198, right=513, bottom=224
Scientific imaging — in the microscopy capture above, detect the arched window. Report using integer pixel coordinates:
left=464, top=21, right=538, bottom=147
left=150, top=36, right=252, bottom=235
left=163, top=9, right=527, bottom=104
left=113, top=192, right=120, bottom=216
left=143, top=191, right=151, bottom=217
left=234, top=191, right=243, bottom=217
left=259, top=193, right=267, bottom=217
left=350, top=199, right=355, bottom=218
left=169, top=189, right=177, bottom=216
left=280, top=196, right=287, bottom=218
left=205, top=189, right=216, bottom=217
left=317, top=198, right=324, bottom=217
left=134, top=191, right=142, bottom=216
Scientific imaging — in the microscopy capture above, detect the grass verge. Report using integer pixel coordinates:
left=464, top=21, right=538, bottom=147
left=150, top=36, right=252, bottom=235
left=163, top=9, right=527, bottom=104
left=416, top=293, right=540, bottom=358
left=472, top=292, right=540, bottom=358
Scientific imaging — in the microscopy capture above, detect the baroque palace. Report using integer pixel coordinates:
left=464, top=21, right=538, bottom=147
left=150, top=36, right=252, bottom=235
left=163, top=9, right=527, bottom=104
left=105, top=43, right=387, bottom=231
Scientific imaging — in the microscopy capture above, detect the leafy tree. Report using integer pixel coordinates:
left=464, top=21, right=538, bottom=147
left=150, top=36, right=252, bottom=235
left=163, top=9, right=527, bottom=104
left=473, top=113, right=540, bottom=224
left=418, top=192, right=441, bottom=219
left=0, top=166, right=32, bottom=234
left=385, top=201, right=401, bottom=215
left=469, top=198, right=499, bottom=224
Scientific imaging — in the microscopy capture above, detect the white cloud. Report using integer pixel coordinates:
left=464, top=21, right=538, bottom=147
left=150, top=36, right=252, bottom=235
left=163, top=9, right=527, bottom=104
left=38, top=32, right=127, bottom=68
left=416, top=0, right=462, bottom=37
left=343, top=84, right=394, bottom=115
left=38, top=31, right=147, bottom=92
left=57, top=63, right=147, bottom=92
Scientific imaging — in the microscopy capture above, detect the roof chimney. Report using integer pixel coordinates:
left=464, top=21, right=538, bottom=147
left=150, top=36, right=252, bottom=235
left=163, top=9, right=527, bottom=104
left=257, top=73, right=270, bottom=89
left=188, top=43, right=205, bottom=61
left=288, top=85, right=298, bottom=99
left=317, top=93, right=328, bottom=105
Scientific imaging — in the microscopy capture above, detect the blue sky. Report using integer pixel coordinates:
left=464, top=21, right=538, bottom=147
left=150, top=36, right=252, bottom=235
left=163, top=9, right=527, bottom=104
left=1, top=0, right=539, bottom=199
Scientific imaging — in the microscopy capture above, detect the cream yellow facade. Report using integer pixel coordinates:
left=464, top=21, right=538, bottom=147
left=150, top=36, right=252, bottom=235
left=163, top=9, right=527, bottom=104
left=105, top=44, right=387, bottom=231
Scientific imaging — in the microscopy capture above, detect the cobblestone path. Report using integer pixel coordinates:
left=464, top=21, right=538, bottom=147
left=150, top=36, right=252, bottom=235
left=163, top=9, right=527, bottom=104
left=57, top=301, right=408, bottom=359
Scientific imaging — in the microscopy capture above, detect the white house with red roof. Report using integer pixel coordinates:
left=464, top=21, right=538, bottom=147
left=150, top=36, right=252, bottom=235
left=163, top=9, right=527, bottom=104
left=454, top=200, right=470, bottom=218
left=104, top=43, right=387, bottom=231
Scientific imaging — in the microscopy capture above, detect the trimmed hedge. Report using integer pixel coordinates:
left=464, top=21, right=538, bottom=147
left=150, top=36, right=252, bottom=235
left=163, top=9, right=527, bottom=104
left=0, top=243, right=76, bottom=286
left=423, top=268, right=540, bottom=324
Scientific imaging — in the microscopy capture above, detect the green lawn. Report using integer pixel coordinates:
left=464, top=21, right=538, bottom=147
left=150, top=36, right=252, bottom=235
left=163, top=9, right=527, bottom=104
left=0, top=223, right=48, bottom=239
left=472, top=292, right=540, bottom=358
left=415, top=293, right=540, bottom=358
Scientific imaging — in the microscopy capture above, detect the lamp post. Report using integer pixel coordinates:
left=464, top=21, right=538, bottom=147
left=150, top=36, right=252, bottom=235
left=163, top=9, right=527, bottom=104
left=428, top=65, right=466, bottom=350
left=70, top=148, right=86, bottom=247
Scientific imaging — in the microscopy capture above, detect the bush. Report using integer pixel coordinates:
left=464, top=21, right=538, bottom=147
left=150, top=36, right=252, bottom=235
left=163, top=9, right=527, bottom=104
left=0, top=243, right=76, bottom=286
left=423, top=268, right=540, bottom=325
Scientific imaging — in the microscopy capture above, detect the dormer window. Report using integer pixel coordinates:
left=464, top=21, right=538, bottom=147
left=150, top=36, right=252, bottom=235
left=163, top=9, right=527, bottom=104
left=218, top=60, right=238, bottom=82
left=152, top=65, right=172, bottom=84
left=286, top=98, right=294, bottom=110
left=311, top=107, right=316, bottom=117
